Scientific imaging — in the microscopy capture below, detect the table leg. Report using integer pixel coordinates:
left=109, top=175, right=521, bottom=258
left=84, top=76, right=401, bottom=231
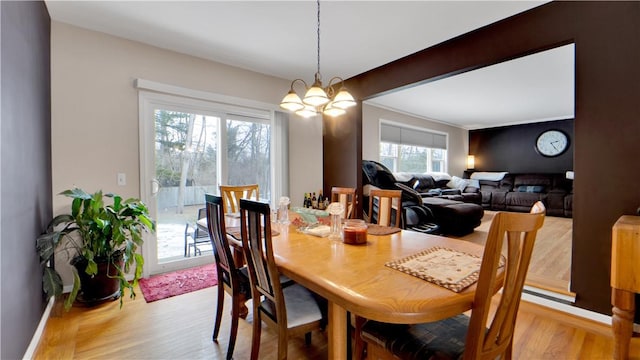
left=612, top=287, right=635, bottom=360
left=328, top=301, right=348, bottom=360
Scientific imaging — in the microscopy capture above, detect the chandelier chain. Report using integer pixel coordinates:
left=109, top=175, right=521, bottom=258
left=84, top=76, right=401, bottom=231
left=316, top=0, right=321, bottom=79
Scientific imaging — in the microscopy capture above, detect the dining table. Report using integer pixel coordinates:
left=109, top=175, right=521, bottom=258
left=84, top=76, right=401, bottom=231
left=228, top=212, right=500, bottom=360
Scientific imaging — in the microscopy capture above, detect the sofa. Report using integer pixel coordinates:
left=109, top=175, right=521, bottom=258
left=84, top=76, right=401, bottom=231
left=362, top=160, right=484, bottom=236
left=395, top=172, right=482, bottom=205
left=467, top=172, right=573, bottom=217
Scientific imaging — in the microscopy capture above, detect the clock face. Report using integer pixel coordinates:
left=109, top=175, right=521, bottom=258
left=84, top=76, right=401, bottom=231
left=535, top=130, right=569, bottom=157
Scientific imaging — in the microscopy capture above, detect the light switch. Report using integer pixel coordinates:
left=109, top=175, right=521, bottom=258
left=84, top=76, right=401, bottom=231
left=117, top=173, right=126, bottom=186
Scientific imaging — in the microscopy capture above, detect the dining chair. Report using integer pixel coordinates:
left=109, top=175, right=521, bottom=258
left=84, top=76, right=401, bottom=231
left=205, top=194, right=252, bottom=360
left=239, top=199, right=324, bottom=360
left=184, top=207, right=210, bottom=257
left=368, top=189, right=403, bottom=228
left=359, top=202, right=546, bottom=360
left=220, top=184, right=259, bottom=214
left=331, top=186, right=357, bottom=219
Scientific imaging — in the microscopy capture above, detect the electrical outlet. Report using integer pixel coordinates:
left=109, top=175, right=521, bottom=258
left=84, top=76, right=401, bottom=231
left=117, top=173, right=126, bottom=186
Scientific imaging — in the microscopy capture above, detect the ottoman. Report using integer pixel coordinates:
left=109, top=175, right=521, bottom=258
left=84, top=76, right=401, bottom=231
left=422, top=197, right=484, bottom=236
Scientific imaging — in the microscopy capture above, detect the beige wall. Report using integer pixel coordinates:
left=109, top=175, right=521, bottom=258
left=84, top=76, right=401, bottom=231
left=362, top=104, right=469, bottom=177
left=51, top=22, right=322, bottom=212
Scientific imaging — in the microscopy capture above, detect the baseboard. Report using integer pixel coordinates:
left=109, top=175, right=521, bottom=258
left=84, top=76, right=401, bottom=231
left=521, top=291, right=640, bottom=335
left=22, top=296, right=55, bottom=360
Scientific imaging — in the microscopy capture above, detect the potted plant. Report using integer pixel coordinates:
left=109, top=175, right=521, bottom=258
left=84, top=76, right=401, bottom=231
left=36, top=188, right=155, bottom=310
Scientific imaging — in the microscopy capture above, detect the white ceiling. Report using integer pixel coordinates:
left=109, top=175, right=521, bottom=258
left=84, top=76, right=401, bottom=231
left=44, top=0, right=573, bottom=129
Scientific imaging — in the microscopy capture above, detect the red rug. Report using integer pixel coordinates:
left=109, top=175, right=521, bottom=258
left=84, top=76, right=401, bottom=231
left=139, top=263, right=218, bottom=302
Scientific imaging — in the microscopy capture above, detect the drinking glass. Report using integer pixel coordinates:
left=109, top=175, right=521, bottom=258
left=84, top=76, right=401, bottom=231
left=326, top=202, right=345, bottom=240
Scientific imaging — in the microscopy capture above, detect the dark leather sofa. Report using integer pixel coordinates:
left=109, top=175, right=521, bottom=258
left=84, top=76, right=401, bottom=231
left=362, top=160, right=484, bottom=236
left=468, top=172, right=573, bottom=217
left=399, top=173, right=482, bottom=205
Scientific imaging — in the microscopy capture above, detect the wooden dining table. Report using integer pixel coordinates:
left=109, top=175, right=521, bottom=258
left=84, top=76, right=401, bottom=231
left=260, top=216, right=496, bottom=360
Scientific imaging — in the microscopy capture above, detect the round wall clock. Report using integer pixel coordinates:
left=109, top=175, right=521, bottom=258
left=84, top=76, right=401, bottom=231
left=535, top=129, right=569, bottom=157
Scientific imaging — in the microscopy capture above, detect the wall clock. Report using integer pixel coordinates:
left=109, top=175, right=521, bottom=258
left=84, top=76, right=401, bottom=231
left=535, top=129, right=569, bottom=157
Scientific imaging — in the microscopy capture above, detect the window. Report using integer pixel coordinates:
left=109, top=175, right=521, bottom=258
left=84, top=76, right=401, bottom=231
left=379, top=122, right=447, bottom=173
left=226, top=116, right=271, bottom=200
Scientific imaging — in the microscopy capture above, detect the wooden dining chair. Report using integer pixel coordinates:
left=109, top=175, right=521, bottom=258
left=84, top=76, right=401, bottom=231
left=331, top=186, right=358, bottom=219
left=220, top=184, right=259, bottom=214
left=204, top=194, right=252, bottom=360
left=359, top=202, right=546, bottom=360
left=239, top=199, right=324, bottom=360
left=368, top=189, right=403, bottom=227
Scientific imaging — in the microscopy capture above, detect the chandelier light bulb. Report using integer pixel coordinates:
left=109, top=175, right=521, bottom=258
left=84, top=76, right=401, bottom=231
left=296, top=105, right=319, bottom=118
left=323, top=101, right=346, bottom=117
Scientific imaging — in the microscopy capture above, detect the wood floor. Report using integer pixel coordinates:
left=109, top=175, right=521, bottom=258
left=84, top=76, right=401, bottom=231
left=454, top=210, right=573, bottom=294
left=34, top=283, right=639, bottom=359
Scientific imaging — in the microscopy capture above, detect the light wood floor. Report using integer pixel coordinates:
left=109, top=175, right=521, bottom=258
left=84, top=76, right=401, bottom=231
left=454, top=211, right=573, bottom=294
left=34, top=283, right=640, bottom=359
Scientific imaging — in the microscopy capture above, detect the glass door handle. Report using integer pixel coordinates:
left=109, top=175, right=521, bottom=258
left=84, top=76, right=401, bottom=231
left=151, top=179, right=160, bottom=197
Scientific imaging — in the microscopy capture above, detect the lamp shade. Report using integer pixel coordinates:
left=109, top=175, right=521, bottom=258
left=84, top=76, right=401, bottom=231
left=303, top=84, right=330, bottom=106
left=280, top=90, right=305, bottom=111
left=332, top=89, right=356, bottom=109
left=467, top=155, right=475, bottom=169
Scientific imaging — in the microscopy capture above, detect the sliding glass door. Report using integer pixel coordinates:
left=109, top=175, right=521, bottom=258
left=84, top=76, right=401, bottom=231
left=139, top=92, right=273, bottom=275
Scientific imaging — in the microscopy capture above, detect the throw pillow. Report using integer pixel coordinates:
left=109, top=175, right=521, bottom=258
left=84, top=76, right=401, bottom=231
left=517, top=185, right=545, bottom=193
left=447, top=176, right=468, bottom=191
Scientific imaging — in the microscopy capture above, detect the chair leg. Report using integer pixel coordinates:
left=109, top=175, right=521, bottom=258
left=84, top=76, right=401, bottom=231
left=278, top=330, right=288, bottom=360
left=238, top=292, right=248, bottom=319
left=227, top=294, right=241, bottom=360
left=184, top=224, right=190, bottom=257
left=353, top=316, right=366, bottom=360
left=212, top=277, right=225, bottom=342
left=250, top=310, right=262, bottom=360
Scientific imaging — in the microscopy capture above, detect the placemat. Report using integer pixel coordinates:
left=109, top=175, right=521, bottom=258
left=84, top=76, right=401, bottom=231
left=366, top=224, right=402, bottom=235
left=226, top=226, right=279, bottom=240
left=385, top=246, right=492, bottom=292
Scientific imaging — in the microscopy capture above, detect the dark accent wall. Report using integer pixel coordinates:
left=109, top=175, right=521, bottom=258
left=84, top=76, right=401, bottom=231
left=325, top=2, right=640, bottom=315
left=1, top=1, right=51, bottom=358
left=469, top=119, right=574, bottom=173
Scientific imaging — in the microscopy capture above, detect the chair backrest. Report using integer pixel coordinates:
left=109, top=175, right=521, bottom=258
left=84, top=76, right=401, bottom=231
left=331, top=187, right=357, bottom=219
left=368, top=189, right=402, bottom=227
left=463, top=202, right=545, bottom=360
left=239, top=199, right=285, bottom=322
left=220, top=184, right=259, bottom=214
left=204, top=194, right=239, bottom=277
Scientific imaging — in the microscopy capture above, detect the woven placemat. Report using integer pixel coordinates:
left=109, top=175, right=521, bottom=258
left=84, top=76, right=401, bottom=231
left=226, top=226, right=279, bottom=240
left=366, top=224, right=402, bottom=235
left=385, top=246, right=488, bottom=292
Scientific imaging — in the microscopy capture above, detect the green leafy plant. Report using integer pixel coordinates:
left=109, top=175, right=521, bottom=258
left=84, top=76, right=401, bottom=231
left=36, top=188, right=155, bottom=310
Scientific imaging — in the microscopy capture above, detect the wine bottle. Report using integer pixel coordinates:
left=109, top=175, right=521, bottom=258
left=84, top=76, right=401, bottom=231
left=311, top=192, right=317, bottom=209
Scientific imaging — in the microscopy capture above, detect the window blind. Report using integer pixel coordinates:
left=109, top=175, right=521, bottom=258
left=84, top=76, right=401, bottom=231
left=380, top=123, right=447, bottom=149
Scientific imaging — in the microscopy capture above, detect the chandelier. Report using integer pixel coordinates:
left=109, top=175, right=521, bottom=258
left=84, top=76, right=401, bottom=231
left=279, top=0, right=356, bottom=118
